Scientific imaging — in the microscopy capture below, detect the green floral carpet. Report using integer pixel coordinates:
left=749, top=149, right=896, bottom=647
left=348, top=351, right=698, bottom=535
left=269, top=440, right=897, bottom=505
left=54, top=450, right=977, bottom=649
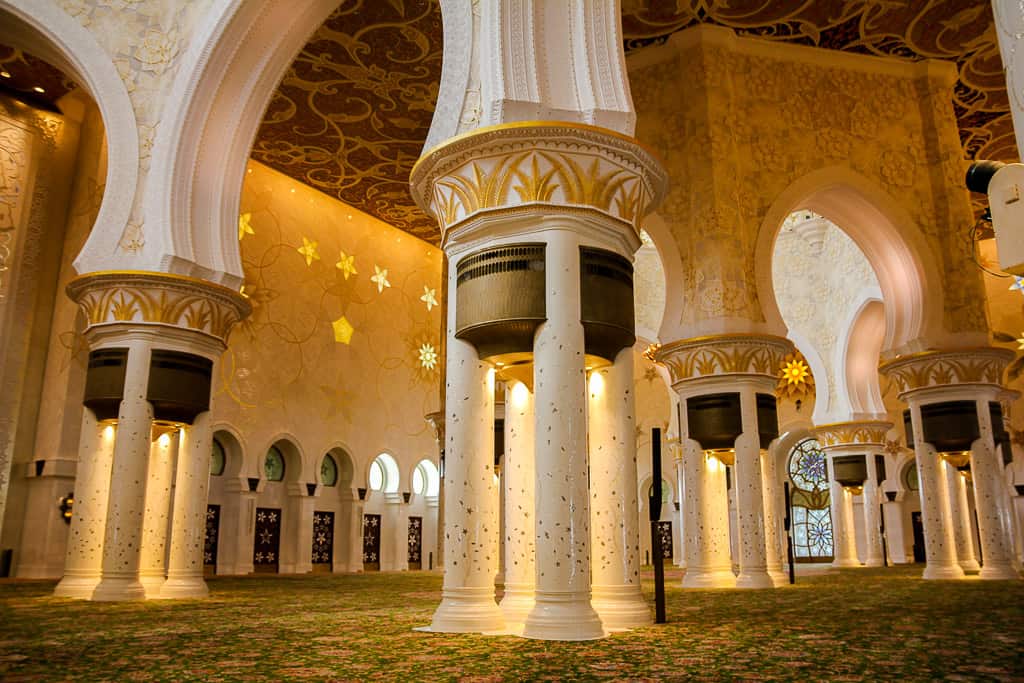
left=1, top=565, right=1021, bottom=681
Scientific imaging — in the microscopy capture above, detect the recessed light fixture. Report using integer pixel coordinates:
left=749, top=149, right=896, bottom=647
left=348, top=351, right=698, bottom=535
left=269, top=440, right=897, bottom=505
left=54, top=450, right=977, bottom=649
left=32, top=86, right=45, bottom=93
left=0, top=71, right=10, bottom=78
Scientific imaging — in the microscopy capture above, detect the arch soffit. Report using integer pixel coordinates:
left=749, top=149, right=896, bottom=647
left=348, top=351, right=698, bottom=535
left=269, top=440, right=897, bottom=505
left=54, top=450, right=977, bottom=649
left=210, top=422, right=247, bottom=478
left=261, top=432, right=306, bottom=483
left=370, top=452, right=402, bottom=493
left=642, top=213, right=685, bottom=343
left=836, top=295, right=887, bottom=419
left=755, top=166, right=944, bottom=356
left=149, top=0, right=339, bottom=287
left=408, top=457, right=440, bottom=497
left=0, top=0, right=139, bottom=276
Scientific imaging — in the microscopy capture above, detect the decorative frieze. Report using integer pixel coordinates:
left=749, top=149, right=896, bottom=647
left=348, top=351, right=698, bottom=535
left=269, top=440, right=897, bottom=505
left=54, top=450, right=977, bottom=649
left=878, top=347, right=1013, bottom=397
left=66, top=270, right=251, bottom=346
left=653, top=334, right=793, bottom=386
left=409, top=121, right=668, bottom=237
left=813, top=420, right=892, bottom=449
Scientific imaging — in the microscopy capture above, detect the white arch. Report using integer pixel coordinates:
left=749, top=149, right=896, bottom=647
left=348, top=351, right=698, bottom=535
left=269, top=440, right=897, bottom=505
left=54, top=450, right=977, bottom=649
left=836, top=296, right=887, bottom=420
left=411, top=459, right=440, bottom=498
left=0, top=0, right=139, bottom=276
left=369, top=453, right=401, bottom=494
left=642, top=213, right=686, bottom=343
left=260, top=432, right=306, bottom=483
left=210, top=422, right=247, bottom=479
left=755, top=166, right=951, bottom=357
left=146, top=0, right=340, bottom=287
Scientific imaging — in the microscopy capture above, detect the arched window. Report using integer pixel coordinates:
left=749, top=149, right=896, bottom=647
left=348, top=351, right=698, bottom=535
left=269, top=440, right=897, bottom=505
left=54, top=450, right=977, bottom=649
left=264, top=446, right=286, bottom=482
left=902, top=462, right=919, bottom=492
left=412, top=459, right=440, bottom=497
left=368, top=453, right=400, bottom=493
left=320, top=454, right=338, bottom=487
left=787, top=438, right=833, bottom=560
left=211, top=438, right=226, bottom=476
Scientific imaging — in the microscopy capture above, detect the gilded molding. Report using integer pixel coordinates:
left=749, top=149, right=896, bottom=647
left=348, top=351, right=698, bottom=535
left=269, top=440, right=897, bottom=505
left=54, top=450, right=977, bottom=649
left=878, top=347, right=1014, bottom=396
left=653, top=333, right=794, bottom=385
left=813, top=421, right=893, bottom=449
left=66, top=270, right=252, bottom=346
left=409, top=121, right=668, bottom=236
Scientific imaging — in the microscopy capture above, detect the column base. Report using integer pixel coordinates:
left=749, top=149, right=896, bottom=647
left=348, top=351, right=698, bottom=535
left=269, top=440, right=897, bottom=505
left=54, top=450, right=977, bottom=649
left=735, top=571, right=774, bottom=589
left=863, top=557, right=885, bottom=568
left=426, top=587, right=506, bottom=634
left=978, top=563, right=1020, bottom=580
left=832, top=558, right=861, bottom=569
left=522, top=592, right=605, bottom=641
left=499, top=584, right=535, bottom=631
left=53, top=573, right=100, bottom=600
left=922, top=563, right=966, bottom=580
left=159, top=576, right=210, bottom=599
left=591, top=584, right=652, bottom=630
left=682, top=568, right=735, bottom=589
left=139, top=574, right=166, bottom=599
left=958, top=559, right=982, bottom=573
left=767, top=569, right=789, bottom=587
left=91, top=576, right=146, bottom=601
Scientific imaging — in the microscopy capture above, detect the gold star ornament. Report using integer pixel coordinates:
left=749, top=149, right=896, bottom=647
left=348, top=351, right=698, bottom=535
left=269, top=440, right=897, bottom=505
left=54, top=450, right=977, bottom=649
left=238, top=212, right=255, bottom=241
left=777, top=352, right=814, bottom=400
left=336, top=251, right=357, bottom=280
left=297, top=237, right=320, bottom=266
left=331, top=316, right=354, bottom=344
left=418, top=343, right=438, bottom=370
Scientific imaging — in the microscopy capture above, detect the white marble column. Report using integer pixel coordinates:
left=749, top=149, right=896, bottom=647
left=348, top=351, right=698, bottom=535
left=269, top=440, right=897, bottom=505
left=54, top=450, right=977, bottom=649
left=92, top=341, right=154, bottom=601
left=428, top=256, right=503, bottom=632
left=862, top=454, right=885, bottom=568
left=393, top=496, right=410, bottom=572
left=54, top=409, right=116, bottom=598
left=348, top=496, right=366, bottom=572
left=675, top=453, right=687, bottom=569
left=220, top=478, right=257, bottom=574
left=760, top=447, right=787, bottom=585
left=945, top=462, right=981, bottom=572
left=280, top=483, right=317, bottom=574
left=733, top=388, right=772, bottom=588
left=682, top=440, right=734, bottom=587
left=523, top=230, right=603, bottom=641
left=971, top=399, right=1018, bottom=579
left=909, top=401, right=964, bottom=579
left=829, top=470, right=860, bottom=568
left=500, top=381, right=535, bottom=629
left=161, top=411, right=214, bottom=597
left=588, top=348, right=650, bottom=630
left=138, top=429, right=178, bottom=597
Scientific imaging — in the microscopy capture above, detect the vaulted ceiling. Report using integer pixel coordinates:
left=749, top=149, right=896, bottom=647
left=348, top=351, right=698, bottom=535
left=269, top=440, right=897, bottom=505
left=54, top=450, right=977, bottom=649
left=0, top=1, right=1014, bottom=246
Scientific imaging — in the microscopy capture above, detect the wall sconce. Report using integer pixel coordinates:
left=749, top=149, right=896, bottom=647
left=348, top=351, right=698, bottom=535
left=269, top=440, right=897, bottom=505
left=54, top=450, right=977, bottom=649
left=151, top=421, right=182, bottom=443
left=939, top=450, right=971, bottom=468
left=842, top=484, right=864, bottom=496
left=58, top=492, right=74, bottom=524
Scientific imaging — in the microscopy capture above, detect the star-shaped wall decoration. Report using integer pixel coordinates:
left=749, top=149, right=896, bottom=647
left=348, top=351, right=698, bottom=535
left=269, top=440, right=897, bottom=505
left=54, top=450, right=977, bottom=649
left=336, top=251, right=358, bottom=280
left=371, top=265, right=391, bottom=293
left=332, top=315, right=354, bottom=344
left=418, top=343, right=438, bottom=370
left=420, top=286, right=438, bottom=311
left=298, top=237, right=320, bottom=265
left=238, top=212, right=255, bottom=241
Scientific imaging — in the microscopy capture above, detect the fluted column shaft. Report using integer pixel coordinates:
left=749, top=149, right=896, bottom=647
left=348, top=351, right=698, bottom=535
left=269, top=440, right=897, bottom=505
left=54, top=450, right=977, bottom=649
left=944, top=462, right=980, bottom=572
left=523, top=229, right=603, bottom=641
left=93, top=341, right=154, bottom=601
left=588, top=347, right=650, bottom=629
left=500, top=381, right=535, bottom=628
left=428, top=256, right=503, bottom=633
left=162, top=412, right=215, bottom=597
left=138, top=430, right=179, bottom=597
left=54, top=409, right=116, bottom=598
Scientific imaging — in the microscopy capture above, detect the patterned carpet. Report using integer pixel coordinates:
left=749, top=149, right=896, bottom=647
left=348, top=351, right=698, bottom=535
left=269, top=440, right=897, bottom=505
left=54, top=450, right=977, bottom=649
left=0, top=566, right=1021, bottom=682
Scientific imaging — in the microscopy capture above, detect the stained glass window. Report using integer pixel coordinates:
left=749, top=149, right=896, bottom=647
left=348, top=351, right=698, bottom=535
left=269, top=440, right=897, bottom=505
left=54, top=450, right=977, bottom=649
left=902, top=462, right=919, bottom=492
left=265, top=446, right=285, bottom=482
left=211, top=438, right=226, bottom=476
left=321, top=454, right=338, bottom=486
left=787, top=438, right=833, bottom=560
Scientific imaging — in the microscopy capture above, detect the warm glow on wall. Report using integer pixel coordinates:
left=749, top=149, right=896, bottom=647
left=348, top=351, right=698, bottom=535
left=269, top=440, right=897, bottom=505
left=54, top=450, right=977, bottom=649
left=588, top=370, right=605, bottom=396
left=511, top=381, right=529, bottom=408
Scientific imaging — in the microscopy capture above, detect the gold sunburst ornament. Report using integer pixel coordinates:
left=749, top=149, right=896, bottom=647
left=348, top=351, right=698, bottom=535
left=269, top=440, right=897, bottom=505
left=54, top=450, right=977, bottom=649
left=777, top=352, right=814, bottom=399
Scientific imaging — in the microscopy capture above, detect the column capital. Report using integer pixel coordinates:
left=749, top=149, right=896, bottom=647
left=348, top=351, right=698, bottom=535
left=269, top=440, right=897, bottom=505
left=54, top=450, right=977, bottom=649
left=813, top=420, right=893, bottom=450
left=410, top=121, right=667, bottom=245
left=879, top=347, right=1013, bottom=400
left=66, top=270, right=251, bottom=350
left=653, top=333, right=793, bottom=389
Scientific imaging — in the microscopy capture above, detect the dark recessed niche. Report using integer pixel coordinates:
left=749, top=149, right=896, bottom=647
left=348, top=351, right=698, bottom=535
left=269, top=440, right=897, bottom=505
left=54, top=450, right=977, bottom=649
left=83, top=348, right=129, bottom=421
left=147, top=350, right=213, bottom=424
